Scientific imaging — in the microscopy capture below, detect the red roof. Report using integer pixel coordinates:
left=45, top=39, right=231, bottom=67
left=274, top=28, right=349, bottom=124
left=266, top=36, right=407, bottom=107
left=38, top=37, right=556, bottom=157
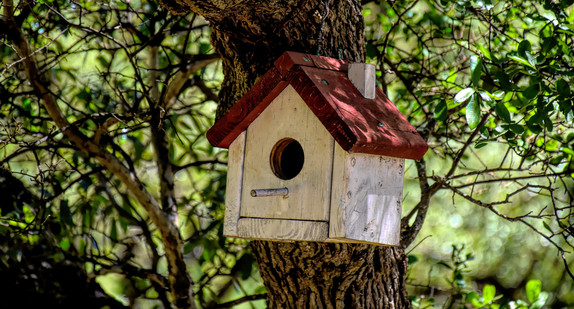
left=206, top=52, right=428, bottom=160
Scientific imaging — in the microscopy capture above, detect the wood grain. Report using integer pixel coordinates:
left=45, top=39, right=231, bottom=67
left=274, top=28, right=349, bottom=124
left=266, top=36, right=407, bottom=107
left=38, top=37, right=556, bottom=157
left=329, top=144, right=405, bottom=246
left=240, top=85, right=334, bottom=221
left=348, top=62, right=376, bottom=99
left=222, top=131, right=246, bottom=237
left=237, top=218, right=328, bottom=241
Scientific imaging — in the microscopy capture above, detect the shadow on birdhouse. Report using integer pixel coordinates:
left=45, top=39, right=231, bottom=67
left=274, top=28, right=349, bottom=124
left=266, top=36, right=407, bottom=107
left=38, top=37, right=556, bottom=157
left=207, top=51, right=428, bottom=246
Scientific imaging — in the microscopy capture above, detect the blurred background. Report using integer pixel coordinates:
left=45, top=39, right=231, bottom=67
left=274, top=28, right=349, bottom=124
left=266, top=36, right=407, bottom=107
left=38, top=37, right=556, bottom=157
left=1, top=0, right=573, bottom=307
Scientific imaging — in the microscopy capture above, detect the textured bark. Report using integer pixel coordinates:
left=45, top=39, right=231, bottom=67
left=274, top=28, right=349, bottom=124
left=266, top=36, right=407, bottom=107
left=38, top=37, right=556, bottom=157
left=252, top=241, right=411, bottom=308
left=186, top=0, right=365, bottom=118
left=157, top=0, right=412, bottom=307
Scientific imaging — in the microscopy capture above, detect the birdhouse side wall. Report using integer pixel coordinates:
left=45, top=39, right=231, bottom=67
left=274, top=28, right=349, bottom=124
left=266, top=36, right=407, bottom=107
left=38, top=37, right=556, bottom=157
left=222, top=131, right=246, bottom=237
left=329, top=145, right=405, bottom=246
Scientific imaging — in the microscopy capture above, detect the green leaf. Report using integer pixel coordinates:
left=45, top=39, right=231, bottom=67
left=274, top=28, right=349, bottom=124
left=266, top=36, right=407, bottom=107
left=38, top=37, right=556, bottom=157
left=366, top=42, right=378, bottom=59
left=531, top=292, right=549, bottom=309
left=475, top=140, right=488, bottom=148
left=96, top=55, right=109, bottom=68
left=542, top=37, right=556, bottom=53
left=518, top=39, right=532, bottom=56
left=556, top=79, right=571, bottom=97
left=508, top=55, right=536, bottom=69
left=466, top=93, right=482, bottom=129
left=543, top=118, right=553, bottom=132
left=183, top=241, right=195, bottom=254
left=526, top=280, right=541, bottom=303
left=59, top=238, right=71, bottom=251
left=466, top=291, right=481, bottom=307
left=483, top=284, right=496, bottom=303
left=491, top=90, right=505, bottom=100
left=23, top=205, right=35, bottom=224
left=523, top=84, right=540, bottom=100
left=509, top=124, right=524, bottom=134
left=525, top=52, right=537, bottom=67
left=110, top=222, right=118, bottom=241
left=479, top=91, right=494, bottom=106
left=475, top=43, right=491, bottom=60
left=561, top=147, right=574, bottom=157
left=455, top=88, right=475, bottom=103
left=434, top=100, right=448, bottom=122
left=201, top=239, right=217, bottom=262
left=495, top=101, right=511, bottom=122
left=199, top=43, right=212, bottom=54
left=232, top=254, right=255, bottom=280
left=549, top=155, right=565, bottom=165
left=470, top=55, right=482, bottom=87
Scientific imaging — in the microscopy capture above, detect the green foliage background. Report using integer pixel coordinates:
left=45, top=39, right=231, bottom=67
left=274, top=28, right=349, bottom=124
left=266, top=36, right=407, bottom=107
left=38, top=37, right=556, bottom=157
left=1, top=0, right=573, bottom=308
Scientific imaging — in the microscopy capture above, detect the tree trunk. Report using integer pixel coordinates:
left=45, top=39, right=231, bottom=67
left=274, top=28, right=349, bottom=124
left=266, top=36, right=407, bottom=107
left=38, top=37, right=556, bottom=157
left=252, top=241, right=410, bottom=308
left=158, top=0, right=413, bottom=307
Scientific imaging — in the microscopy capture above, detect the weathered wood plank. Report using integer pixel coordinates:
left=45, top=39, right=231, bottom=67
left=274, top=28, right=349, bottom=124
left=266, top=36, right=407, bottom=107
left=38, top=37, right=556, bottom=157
left=328, top=144, right=348, bottom=239
left=222, top=131, right=246, bottom=237
left=240, top=85, right=334, bottom=221
left=237, top=218, right=328, bottom=241
left=329, top=146, right=405, bottom=246
left=348, top=63, right=376, bottom=99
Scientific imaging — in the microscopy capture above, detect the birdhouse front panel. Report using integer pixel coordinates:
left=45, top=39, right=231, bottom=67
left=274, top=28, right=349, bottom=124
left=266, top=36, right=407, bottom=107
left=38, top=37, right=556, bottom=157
left=240, top=85, right=334, bottom=221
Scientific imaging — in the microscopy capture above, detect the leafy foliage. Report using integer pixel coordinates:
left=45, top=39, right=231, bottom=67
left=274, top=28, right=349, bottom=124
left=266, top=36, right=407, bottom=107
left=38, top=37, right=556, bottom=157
left=1, top=0, right=573, bottom=307
left=410, top=246, right=550, bottom=309
left=0, top=0, right=260, bottom=307
left=364, top=0, right=573, bottom=304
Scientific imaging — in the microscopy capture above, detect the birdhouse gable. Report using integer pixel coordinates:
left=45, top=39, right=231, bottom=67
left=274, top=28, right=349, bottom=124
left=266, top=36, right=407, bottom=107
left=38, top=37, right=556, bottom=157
left=239, top=85, right=334, bottom=222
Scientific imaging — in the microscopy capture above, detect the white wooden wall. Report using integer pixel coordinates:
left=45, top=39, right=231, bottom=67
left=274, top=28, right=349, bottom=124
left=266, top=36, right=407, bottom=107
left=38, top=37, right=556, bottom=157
left=240, top=85, right=334, bottom=221
left=329, top=145, right=404, bottom=246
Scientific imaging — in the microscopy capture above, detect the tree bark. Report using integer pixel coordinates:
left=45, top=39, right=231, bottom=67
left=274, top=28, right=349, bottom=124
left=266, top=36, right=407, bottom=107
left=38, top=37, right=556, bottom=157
left=252, top=241, right=410, bottom=308
left=157, top=0, right=413, bottom=307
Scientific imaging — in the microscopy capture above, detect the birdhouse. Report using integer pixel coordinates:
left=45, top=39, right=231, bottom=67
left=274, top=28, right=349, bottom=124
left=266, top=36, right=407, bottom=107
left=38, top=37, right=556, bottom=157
left=207, top=52, right=428, bottom=246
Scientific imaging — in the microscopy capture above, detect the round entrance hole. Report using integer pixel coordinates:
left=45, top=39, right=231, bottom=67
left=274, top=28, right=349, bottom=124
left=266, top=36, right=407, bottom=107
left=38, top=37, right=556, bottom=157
left=270, top=138, right=305, bottom=180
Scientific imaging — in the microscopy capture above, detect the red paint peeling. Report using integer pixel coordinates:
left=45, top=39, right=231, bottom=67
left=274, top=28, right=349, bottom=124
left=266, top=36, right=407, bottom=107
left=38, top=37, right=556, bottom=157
left=207, top=52, right=428, bottom=160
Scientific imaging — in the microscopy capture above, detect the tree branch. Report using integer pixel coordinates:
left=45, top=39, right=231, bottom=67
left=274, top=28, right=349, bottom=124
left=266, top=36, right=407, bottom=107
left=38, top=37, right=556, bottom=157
left=164, top=54, right=219, bottom=108
left=3, top=1, right=195, bottom=307
left=401, top=158, right=440, bottom=248
left=210, top=294, right=267, bottom=309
